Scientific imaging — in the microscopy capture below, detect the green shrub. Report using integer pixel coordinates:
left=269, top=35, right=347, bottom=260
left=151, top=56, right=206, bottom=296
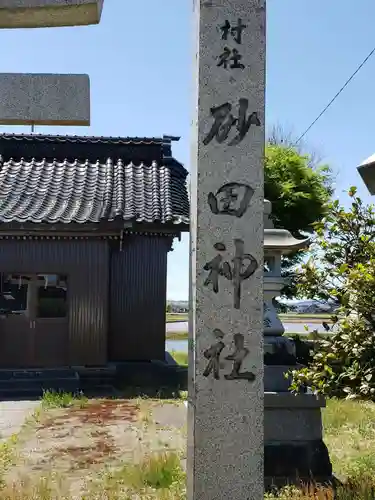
left=290, top=190, right=375, bottom=400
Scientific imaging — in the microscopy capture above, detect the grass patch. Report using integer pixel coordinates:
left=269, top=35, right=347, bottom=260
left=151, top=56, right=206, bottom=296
left=170, top=351, right=188, bottom=367
left=41, top=390, right=88, bottom=409
left=280, top=313, right=333, bottom=321
left=166, top=313, right=188, bottom=323
left=0, top=476, right=65, bottom=499
left=285, top=332, right=331, bottom=340
left=323, top=398, right=375, bottom=479
left=87, top=452, right=186, bottom=499
left=166, top=331, right=188, bottom=341
left=167, top=331, right=329, bottom=342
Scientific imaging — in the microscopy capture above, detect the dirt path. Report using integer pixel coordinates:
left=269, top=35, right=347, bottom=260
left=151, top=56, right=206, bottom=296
left=3, top=397, right=187, bottom=497
left=0, top=400, right=40, bottom=441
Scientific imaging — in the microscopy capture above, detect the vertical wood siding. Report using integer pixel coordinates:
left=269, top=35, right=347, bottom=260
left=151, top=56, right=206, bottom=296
left=0, top=239, right=108, bottom=365
left=109, top=235, right=170, bottom=361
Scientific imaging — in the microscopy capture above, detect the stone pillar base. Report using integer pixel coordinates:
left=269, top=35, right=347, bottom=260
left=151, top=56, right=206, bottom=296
left=264, top=379, right=333, bottom=489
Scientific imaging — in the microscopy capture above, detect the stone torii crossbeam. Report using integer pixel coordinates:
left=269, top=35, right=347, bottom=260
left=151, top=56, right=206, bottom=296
left=0, top=0, right=104, bottom=126
left=0, top=0, right=103, bottom=28
left=0, top=73, right=90, bottom=126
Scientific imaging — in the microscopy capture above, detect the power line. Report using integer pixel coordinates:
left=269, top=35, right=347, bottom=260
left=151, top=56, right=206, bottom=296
left=295, top=45, right=375, bottom=145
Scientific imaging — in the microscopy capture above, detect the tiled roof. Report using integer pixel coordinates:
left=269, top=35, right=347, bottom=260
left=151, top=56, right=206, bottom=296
left=0, top=133, right=178, bottom=146
left=0, top=134, right=189, bottom=226
left=0, top=133, right=182, bottom=165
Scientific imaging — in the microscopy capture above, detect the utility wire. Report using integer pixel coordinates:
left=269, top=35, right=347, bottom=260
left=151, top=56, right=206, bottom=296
left=295, top=45, right=375, bottom=145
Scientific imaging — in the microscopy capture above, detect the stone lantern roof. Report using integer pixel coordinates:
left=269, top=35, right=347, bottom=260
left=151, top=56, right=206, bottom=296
left=357, top=153, right=375, bottom=195
left=264, top=200, right=310, bottom=254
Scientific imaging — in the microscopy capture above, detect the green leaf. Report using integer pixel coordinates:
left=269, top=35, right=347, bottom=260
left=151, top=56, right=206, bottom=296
left=339, top=263, right=348, bottom=273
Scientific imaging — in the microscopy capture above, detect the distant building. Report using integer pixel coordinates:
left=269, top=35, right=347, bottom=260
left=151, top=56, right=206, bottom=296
left=173, top=306, right=189, bottom=313
left=167, top=301, right=189, bottom=313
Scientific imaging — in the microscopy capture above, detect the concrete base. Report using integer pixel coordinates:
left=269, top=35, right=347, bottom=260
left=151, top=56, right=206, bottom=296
left=0, top=0, right=103, bottom=29
left=264, top=335, right=297, bottom=365
left=265, top=439, right=332, bottom=490
left=265, top=364, right=301, bottom=392
left=264, top=375, right=333, bottom=488
left=114, top=359, right=187, bottom=391
left=0, top=73, right=90, bottom=126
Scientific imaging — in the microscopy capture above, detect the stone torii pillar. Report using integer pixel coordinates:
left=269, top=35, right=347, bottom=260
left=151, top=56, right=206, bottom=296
left=0, top=0, right=104, bottom=126
left=189, top=1, right=265, bottom=499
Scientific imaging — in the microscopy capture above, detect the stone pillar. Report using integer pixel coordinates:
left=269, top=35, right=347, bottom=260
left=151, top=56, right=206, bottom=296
left=188, top=1, right=265, bottom=499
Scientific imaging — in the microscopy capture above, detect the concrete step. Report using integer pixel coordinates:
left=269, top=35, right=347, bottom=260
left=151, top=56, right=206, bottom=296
left=78, top=378, right=113, bottom=388
left=0, top=369, right=80, bottom=400
left=79, top=384, right=117, bottom=397
left=0, top=369, right=78, bottom=381
left=0, top=387, right=58, bottom=400
left=0, top=378, right=79, bottom=391
left=77, top=366, right=116, bottom=375
left=0, top=368, right=119, bottom=400
left=0, top=383, right=116, bottom=401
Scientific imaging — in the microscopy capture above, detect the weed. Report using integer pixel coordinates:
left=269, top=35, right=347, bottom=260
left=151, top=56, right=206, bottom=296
left=0, top=473, right=67, bottom=499
left=178, top=391, right=188, bottom=401
left=88, top=452, right=186, bottom=499
left=0, top=436, right=18, bottom=489
left=0, top=441, right=15, bottom=470
left=126, top=452, right=184, bottom=489
left=265, top=479, right=375, bottom=499
left=41, top=390, right=88, bottom=409
left=140, top=407, right=153, bottom=425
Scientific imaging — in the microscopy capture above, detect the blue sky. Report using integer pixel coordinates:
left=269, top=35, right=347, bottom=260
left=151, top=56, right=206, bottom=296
left=1, top=0, right=375, bottom=300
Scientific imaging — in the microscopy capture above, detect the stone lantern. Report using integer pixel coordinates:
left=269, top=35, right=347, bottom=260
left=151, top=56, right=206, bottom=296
left=0, top=0, right=104, bottom=29
left=263, top=200, right=332, bottom=488
left=358, top=153, right=375, bottom=195
left=263, top=199, right=309, bottom=339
